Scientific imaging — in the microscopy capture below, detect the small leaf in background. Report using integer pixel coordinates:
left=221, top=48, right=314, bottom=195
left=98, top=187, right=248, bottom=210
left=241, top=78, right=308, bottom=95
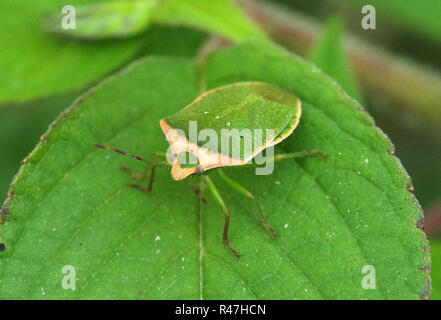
left=154, top=0, right=266, bottom=41
left=44, top=0, right=160, bottom=40
left=44, top=0, right=265, bottom=42
left=139, top=26, right=207, bottom=57
left=309, top=18, right=362, bottom=102
left=0, top=41, right=429, bottom=299
left=0, top=0, right=145, bottom=104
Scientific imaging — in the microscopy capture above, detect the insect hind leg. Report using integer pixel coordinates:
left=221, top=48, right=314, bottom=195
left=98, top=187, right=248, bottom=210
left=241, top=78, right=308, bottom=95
left=218, top=169, right=277, bottom=238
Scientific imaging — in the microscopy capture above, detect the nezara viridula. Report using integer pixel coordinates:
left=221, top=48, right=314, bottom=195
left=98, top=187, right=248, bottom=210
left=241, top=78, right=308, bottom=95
left=94, top=81, right=326, bottom=257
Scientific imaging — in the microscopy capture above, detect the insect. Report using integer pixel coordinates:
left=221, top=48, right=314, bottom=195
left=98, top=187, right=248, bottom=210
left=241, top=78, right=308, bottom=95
left=94, top=82, right=326, bottom=258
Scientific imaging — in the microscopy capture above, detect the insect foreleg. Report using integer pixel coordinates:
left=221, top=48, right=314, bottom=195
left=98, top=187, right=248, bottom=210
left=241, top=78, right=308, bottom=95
left=121, top=165, right=147, bottom=180
left=128, top=165, right=157, bottom=192
left=93, top=144, right=171, bottom=192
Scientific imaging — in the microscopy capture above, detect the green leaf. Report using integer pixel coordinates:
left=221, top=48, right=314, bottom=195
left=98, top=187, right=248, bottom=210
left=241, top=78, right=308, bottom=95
left=0, top=0, right=146, bottom=104
left=138, top=25, right=207, bottom=58
left=44, top=0, right=160, bottom=40
left=309, top=18, right=362, bottom=101
left=0, top=92, right=80, bottom=199
left=154, top=0, right=266, bottom=41
left=43, top=0, right=265, bottom=41
left=0, top=41, right=429, bottom=299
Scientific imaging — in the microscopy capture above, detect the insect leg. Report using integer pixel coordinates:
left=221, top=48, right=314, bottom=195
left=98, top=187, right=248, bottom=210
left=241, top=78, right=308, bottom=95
left=272, top=150, right=328, bottom=162
left=218, top=169, right=277, bottom=238
left=189, top=183, right=208, bottom=204
left=203, top=175, right=241, bottom=258
left=128, top=166, right=157, bottom=192
left=120, top=164, right=159, bottom=192
left=93, top=144, right=171, bottom=192
left=242, top=150, right=328, bottom=169
left=140, top=152, right=172, bottom=192
left=121, top=165, right=147, bottom=180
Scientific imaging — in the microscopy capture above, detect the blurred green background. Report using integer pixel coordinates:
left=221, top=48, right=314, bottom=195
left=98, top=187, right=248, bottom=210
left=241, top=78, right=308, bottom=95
left=1, top=0, right=440, bottom=299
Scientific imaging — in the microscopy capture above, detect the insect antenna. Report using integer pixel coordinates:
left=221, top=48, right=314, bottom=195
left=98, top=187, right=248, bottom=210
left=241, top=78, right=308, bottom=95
left=93, top=144, right=150, bottom=164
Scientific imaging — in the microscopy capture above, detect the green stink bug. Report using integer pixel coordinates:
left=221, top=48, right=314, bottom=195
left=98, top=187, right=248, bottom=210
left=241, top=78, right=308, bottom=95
left=94, top=81, right=326, bottom=258
left=160, top=82, right=302, bottom=180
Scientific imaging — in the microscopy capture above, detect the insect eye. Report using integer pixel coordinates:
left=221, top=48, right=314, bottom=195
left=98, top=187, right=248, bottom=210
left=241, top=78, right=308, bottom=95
left=195, top=165, right=204, bottom=176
